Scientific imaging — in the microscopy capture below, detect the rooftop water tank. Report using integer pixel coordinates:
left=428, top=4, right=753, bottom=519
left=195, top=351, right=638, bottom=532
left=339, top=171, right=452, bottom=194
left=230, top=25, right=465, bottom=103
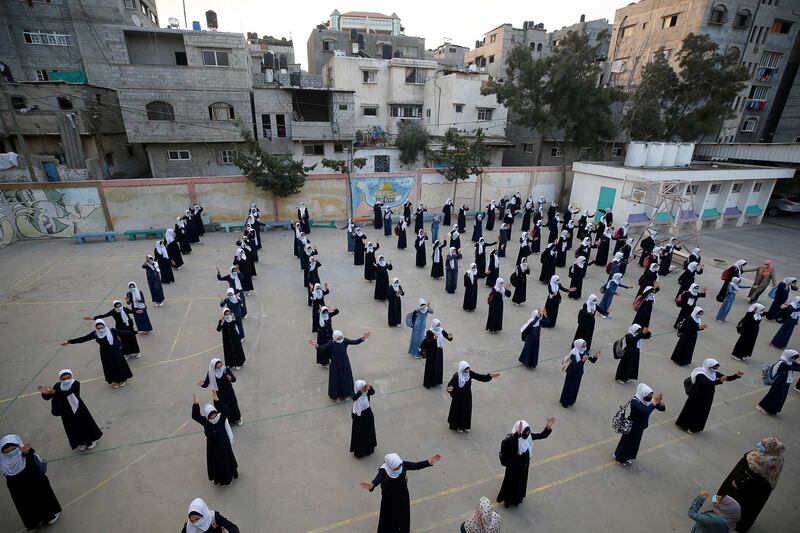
left=624, top=141, right=647, bottom=167
left=192, top=21, right=201, bottom=31
left=645, top=142, right=665, bottom=167
left=661, top=143, right=679, bottom=167
left=676, top=143, right=695, bottom=167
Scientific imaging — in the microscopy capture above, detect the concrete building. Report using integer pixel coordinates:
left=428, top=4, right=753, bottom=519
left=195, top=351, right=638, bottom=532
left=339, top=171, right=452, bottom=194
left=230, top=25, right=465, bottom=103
left=607, top=0, right=800, bottom=143
left=464, top=21, right=549, bottom=81
left=306, top=10, right=425, bottom=75
left=0, top=82, right=149, bottom=182
left=247, top=33, right=300, bottom=80
left=426, top=43, right=469, bottom=69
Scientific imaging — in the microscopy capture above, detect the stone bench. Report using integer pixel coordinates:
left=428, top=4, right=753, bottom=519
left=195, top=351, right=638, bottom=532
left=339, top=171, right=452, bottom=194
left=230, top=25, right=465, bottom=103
left=309, top=219, right=337, bottom=229
left=74, top=231, right=117, bottom=243
left=220, top=222, right=246, bottom=233
left=123, top=228, right=166, bottom=241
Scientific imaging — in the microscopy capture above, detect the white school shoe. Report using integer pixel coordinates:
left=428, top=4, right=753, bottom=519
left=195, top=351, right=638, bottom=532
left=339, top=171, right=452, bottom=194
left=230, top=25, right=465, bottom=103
left=48, top=513, right=60, bottom=525
left=77, top=445, right=87, bottom=451
left=87, top=441, right=97, bottom=450
left=235, top=419, right=243, bottom=426
left=730, top=355, right=743, bottom=361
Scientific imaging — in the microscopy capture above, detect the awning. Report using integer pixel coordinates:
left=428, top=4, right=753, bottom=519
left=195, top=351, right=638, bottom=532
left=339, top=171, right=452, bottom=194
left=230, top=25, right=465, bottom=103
left=46, top=69, right=87, bottom=83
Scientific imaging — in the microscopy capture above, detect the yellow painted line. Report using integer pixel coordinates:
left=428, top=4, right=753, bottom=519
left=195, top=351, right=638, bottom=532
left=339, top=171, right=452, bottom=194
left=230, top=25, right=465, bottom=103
left=306, top=391, right=771, bottom=533
left=0, top=343, right=221, bottom=405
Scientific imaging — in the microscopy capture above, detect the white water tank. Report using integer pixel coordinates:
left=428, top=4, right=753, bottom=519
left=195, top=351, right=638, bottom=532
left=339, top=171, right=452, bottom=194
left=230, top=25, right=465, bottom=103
left=624, top=141, right=647, bottom=167
left=676, top=143, right=695, bottom=167
left=661, top=143, right=679, bottom=167
left=645, top=142, right=665, bottom=167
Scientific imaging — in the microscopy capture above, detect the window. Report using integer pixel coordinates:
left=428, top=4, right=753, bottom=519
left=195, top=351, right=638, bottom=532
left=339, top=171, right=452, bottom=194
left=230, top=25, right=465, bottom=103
left=398, top=46, right=419, bottom=57
left=449, top=47, right=456, bottom=53
left=748, top=85, right=769, bottom=102
left=374, top=155, right=390, bottom=172
left=22, top=30, right=72, bottom=46
left=686, top=185, right=699, bottom=195
left=361, top=70, right=376, bottom=83
left=146, top=101, right=174, bottom=121
left=611, top=144, right=623, bottom=157
left=619, top=25, right=634, bottom=39
left=362, top=106, right=378, bottom=117
left=742, top=117, right=757, bottom=131
left=217, top=149, right=238, bottom=164
left=454, top=104, right=464, bottom=113
left=338, top=104, right=348, bottom=111
left=404, top=67, right=424, bottom=84
left=734, top=9, right=751, bottom=28
left=537, top=43, right=542, bottom=52
left=771, top=20, right=792, bottom=34
left=390, top=105, right=423, bottom=118
left=522, top=143, right=535, bottom=153
left=662, top=14, right=679, bottom=28
left=261, top=114, right=272, bottom=139
left=322, top=40, right=333, bottom=51
left=425, top=108, right=431, bottom=118
left=760, top=51, right=782, bottom=69
left=124, top=0, right=136, bottom=8
left=57, top=97, right=73, bottom=110
left=732, top=183, right=743, bottom=193
left=710, top=184, right=721, bottom=194
left=275, top=114, right=286, bottom=137
left=477, top=108, right=493, bottom=121
left=488, top=55, right=495, bottom=63
left=202, top=50, right=230, bottom=67
left=579, top=147, right=593, bottom=157
left=334, top=143, right=344, bottom=153
left=34, top=69, right=48, bottom=81
left=303, top=144, right=325, bottom=156
left=551, top=147, right=563, bottom=157
left=489, top=34, right=497, bottom=43
left=175, top=52, right=187, bottom=65
left=753, top=182, right=763, bottom=192
left=709, top=5, right=727, bottom=25
left=208, top=102, right=234, bottom=121
left=167, top=150, right=191, bottom=161
left=10, top=95, right=25, bottom=110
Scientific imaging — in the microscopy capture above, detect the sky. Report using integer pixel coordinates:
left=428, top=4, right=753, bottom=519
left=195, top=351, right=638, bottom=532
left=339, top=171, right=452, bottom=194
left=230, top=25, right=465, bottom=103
left=154, top=0, right=627, bottom=69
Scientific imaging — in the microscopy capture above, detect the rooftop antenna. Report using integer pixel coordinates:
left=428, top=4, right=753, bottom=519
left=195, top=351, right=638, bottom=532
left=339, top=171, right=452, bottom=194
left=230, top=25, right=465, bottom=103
left=182, top=0, right=187, bottom=28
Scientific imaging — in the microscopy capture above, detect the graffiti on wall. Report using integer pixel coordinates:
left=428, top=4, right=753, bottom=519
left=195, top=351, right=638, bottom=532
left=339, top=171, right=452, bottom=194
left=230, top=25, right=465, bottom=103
left=350, top=176, right=416, bottom=219
left=0, top=208, right=13, bottom=249
left=1, top=187, right=106, bottom=239
left=355, top=126, right=389, bottom=147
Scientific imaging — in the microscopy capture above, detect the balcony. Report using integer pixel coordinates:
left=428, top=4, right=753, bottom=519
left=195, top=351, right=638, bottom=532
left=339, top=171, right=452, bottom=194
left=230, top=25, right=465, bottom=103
left=291, top=120, right=354, bottom=141
left=745, top=99, right=767, bottom=111
left=755, top=66, right=778, bottom=82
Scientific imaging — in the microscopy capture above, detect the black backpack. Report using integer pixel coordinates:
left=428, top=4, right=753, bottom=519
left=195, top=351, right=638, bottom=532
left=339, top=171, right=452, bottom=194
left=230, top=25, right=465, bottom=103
left=498, top=434, right=515, bottom=466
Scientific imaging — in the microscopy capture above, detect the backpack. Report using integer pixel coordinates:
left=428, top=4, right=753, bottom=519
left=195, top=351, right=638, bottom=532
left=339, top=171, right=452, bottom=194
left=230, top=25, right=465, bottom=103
left=498, top=434, right=515, bottom=466
left=613, top=337, right=626, bottom=360
left=676, top=319, right=685, bottom=335
left=405, top=311, right=416, bottom=328
left=632, top=294, right=645, bottom=312
left=683, top=376, right=694, bottom=395
left=488, top=290, right=495, bottom=305
left=394, top=225, right=400, bottom=236
left=560, top=353, right=572, bottom=372
left=675, top=291, right=686, bottom=308
left=612, top=401, right=633, bottom=434
left=643, top=254, right=653, bottom=269
left=736, top=319, right=745, bottom=334
left=761, top=360, right=781, bottom=385
left=721, top=266, right=735, bottom=281
left=613, top=227, right=623, bottom=240
left=605, top=262, right=612, bottom=274
left=768, top=286, right=777, bottom=299
left=509, top=271, right=519, bottom=287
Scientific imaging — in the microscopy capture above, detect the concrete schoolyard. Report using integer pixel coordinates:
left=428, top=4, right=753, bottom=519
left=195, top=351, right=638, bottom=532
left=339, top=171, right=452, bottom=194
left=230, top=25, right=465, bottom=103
left=0, top=218, right=797, bottom=532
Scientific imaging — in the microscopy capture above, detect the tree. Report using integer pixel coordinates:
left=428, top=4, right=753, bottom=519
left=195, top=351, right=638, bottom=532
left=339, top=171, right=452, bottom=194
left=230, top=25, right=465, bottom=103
left=625, top=34, right=749, bottom=142
left=484, top=30, right=622, bottom=181
left=427, top=128, right=491, bottom=202
left=320, top=157, right=367, bottom=175
left=234, top=128, right=316, bottom=197
left=394, top=121, right=429, bottom=168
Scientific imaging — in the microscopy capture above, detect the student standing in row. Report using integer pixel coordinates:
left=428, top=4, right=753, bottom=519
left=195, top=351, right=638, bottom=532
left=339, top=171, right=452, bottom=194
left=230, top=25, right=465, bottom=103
left=730, top=303, right=764, bottom=361
left=486, top=278, right=511, bottom=333
left=126, top=281, right=153, bottom=334
left=310, top=330, right=371, bottom=402
left=758, top=349, right=800, bottom=415
left=181, top=497, right=239, bottom=533
left=61, top=319, right=135, bottom=389
left=614, top=324, right=651, bottom=384
left=408, top=300, right=432, bottom=357
left=191, top=393, right=238, bottom=487
left=37, top=370, right=102, bottom=452
left=612, top=384, right=665, bottom=467
left=141, top=255, right=165, bottom=306
left=769, top=296, right=799, bottom=348
left=387, top=278, right=404, bottom=327
left=199, top=358, right=242, bottom=426
left=88, top=301, right=141, bottom=358
left=463, top=263, right=479, bottom=311
left=574, top=295, right=599, bottom=350
left=519, top=309, right=549, bottom=369
left=496, top=418, right=555, bottom=508
left=350, top=380, right=377, bottom=458
left=217, top=308, right=246, bottom=370
left=446, top=361, right=500, bottom=433
left=671, top=308, right=707, bottom=367
left=676, top=358, right=742, bottom=435
left=1, top=434, right=61, bottom=529
left=420, top=319, right=453, bottom=388
left=559, top=339, right=600, bottom=408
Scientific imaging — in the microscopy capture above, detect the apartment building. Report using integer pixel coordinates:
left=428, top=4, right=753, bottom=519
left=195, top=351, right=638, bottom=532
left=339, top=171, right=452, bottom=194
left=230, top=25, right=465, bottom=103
left=464, top=21, right=549, bottom=81
left=426, top=43, right=469, bottom=69
left=608, top=0, right=800, bottom=143
left=306, top=10, right=425, bottom=75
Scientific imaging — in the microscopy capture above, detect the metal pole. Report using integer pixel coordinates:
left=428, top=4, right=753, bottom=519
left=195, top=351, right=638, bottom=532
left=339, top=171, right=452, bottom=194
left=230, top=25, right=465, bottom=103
left=1, top=81, right=38, bottom=182
left=182, top=0, right=188, bottom=29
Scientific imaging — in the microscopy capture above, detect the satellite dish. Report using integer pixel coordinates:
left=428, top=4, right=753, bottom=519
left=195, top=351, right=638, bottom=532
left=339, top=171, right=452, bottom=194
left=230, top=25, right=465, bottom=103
left=131, top=14, right=142, bottom=27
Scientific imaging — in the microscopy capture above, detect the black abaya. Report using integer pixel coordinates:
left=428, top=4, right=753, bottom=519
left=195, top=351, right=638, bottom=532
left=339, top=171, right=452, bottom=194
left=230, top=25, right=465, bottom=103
left=201, top=369, right=242, bottom=424
left=191, top=403, right=238, bottom=486
left=216, top=320, right=246, bottom=368
left=388, top=286, right=404, bottom=327
left=559, top=354, right=597, bottom=407
left=496, top=427, right=552, bottom=506
left=422, top=331, right=451, bottom=388
left=353, top=234, right=367, bottom=265
left=676, top=373, right=740, bottom=433
left=351, top=389, right=377, bottom=458
left=316, top=309, right=339, bottom=360
left=316, top=338, right=364, bottom=400
left=4, top=448, right=61, bottom=529
left=573, top=306, right=596, bottom=350
left=542, top=284, right=570, bottom=328
left=538, top=249, right=556, bottom=283
left=42, top=380, right=103, bottom=449
left=370, top=460, right=433, bottom=532
left=486, top=288, right=511, bottom=332
left=67, top=330, right=134, bottom=384
left=463, top=273, right=478, bottom=311
left=613, top=399, right=664, bottom=462
left=614, top=330, right=651, bottom=382
left=94, top=308, right=140, bottom=356
left=731, top=313, right=760, bottom=359
left=414, top=237, right=427, bottom=267
left=511, top=268, right=529, bottom=304
left=374, top=263, right=393, bottom=301
left=364, top=245, right=380, bottom=281
left=447, top=371, right=493, bottom=430
left=670, top=319, right=701, bottom=366
left=717, top=455, right=773, bottom=533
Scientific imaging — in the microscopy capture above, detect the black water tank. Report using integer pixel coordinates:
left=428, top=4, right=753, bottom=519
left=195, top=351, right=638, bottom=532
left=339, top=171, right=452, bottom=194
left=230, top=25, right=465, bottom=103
left=350, top=29, right=358, bottom=41
left=263, top=52, right=274, bottom=69
left=289, top=72, right=301, bottom=86
left=382, top=44, right=392, bottom=59
left=393, top=50, right=401, bottom=58
left=279, top=55, right=288, bottom=70
left=205, top=10, right=218, bottom=30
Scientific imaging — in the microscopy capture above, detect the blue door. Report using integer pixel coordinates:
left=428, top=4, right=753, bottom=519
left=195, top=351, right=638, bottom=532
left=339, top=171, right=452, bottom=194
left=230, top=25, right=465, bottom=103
left=42, top=161, right=60, bottom=182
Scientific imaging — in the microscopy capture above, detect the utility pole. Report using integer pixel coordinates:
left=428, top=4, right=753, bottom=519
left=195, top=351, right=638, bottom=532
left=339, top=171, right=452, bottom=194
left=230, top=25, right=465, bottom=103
left=182, top=0, right=188, bottom=29
left=0, top=79, right=38, bottom=182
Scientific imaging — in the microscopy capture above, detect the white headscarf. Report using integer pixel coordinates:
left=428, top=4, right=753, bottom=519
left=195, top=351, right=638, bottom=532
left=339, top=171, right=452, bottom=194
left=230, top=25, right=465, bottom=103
left=58, top=369, right=75, bottom=391
left=490, top=250, right=499, bottom=268
left=185, top=498, right=213, bottom=533
left=691, top=358, right=719, bottom=383
left=520, top=309, right=541, bottom=332
left=783, top=276, right=797, bottom=285
left=478, top=237, right=486, bottom=254
left=468, top=263, right=477, bottom=283
left=226, top=288, right=239, bottom=304
left=448, top=247, right=457, bottom=268
left=378, top=255, right=387, bottom=267
left=235, top=248, right=247, bottom=261
left=229, top=267, right=242, bottom=290
left=581, top=237, right=591, bottom=247
left=333, top=330, right=344, bottom=343
left=730, top=276, right=741, bottom=290
left=734, top=259, right=746, bottom=269
left=643, top=286, right=656, bottom=302
left=493, top=277, right=506, bottom=294
left=575, top=256, right=586, bottom=268
left=570, top=339, right=586, bottom=363
left=687, top=261, right=698, bottom=273
left=457, top=361, right=471, bottom=387
left=691, top=306, right=704, bottom=324
left=689, top=283, right=699, bottom=296
left=650, top=262, right=660, bottom=272
left=381, top=452, right=404, bottom=479
left=586, top=294, right=598, bottom=313
left=367, top=241, right=375, bottom=252
left=392, top=278, right=400, bottom=291
left=613, top=252, right=623, bottom=263
left=779, top=349, right=799, bottom=384
left=94, top=319, right=114, bottom=344
left=207, top=358, right=224, bottom=392
left=319, top=306, right=330, bottom=328
left=549, top=275, right=560, bottom=294
left=165, top=228, right=175, bottom=244
left=628, top=323, right=643, bottom=348
left=749, top=303, right=765, bottom=320
left=312, top=283, right=323, bottom=300
left=0, top=434, right=26, bottom=476
left=605, top=272, right=622, bottom=289
left=155, top=240, right=169, bottom=259
left=352, top=380, right=370, bottom=416
left=176, top=217, right=185, bottom=228
left=634, top=383, right=654, bottom=404
left=145, top=254, right=160, bottom=272
left=299, top=203, right=306, bottom=216
left=417, top=299, right=429, bottom=313
left=513, top=420, right=534, bottom=455
left=201, top=403, right=234, bottom=443
left=431, top=319, right=446, bottom=348
left=128, top=282, right=144, bottom=308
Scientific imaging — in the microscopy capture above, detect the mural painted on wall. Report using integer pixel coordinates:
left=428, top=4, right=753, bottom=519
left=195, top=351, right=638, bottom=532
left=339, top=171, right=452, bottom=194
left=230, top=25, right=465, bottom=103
left=0, top=208, right=13, bottom=249
left=355, top=126, right=389, bottom=147
left=350, top=176, right=416, bottom=219
left=1, top=188, right=106, bottom=239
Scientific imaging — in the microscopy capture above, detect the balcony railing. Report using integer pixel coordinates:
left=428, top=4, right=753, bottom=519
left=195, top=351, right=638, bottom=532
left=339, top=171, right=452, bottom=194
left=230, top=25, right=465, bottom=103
left=745, top=99, right=767, bottom=111
left=755, top=66, right=778, bottom=82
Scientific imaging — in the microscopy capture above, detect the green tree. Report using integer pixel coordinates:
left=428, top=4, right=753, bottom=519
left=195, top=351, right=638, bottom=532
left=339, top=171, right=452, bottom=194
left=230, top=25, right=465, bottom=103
left=234, top=128, right=316, bottom=197
left=427, top=128, right=491, bottom=201
left=484, top=30, right=621, bottom=180
left=320, top=157, right=367, bottom=175
left=625, top=34, right=749, bottom=141
left=394, top=121, right=429, bottom=168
